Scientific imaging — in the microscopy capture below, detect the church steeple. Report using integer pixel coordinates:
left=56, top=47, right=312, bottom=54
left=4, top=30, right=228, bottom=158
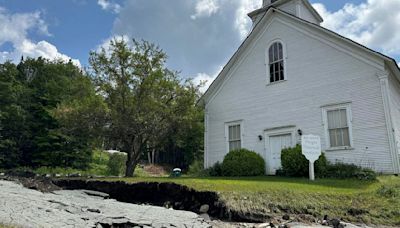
left=249, top=0, right=323, bottom=27
left=263, top=0, right=279, bottom=7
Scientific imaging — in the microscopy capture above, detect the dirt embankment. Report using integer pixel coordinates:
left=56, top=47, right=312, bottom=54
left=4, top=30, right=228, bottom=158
left=53, top=179, right=265, bottom=223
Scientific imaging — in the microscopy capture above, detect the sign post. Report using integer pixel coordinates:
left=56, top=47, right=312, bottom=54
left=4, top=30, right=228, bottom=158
left=301, top=135, right=321, bottom=181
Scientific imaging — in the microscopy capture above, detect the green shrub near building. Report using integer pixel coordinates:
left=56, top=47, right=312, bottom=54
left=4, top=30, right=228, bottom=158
left=221, top=149, right=265, bottom=176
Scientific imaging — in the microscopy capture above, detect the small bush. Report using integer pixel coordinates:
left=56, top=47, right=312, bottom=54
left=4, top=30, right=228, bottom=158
left=326, top=163, right=376, bottom=180
left=206, top=162, right=223, bottom=176
left=280, top=145, right=328, bottom=177
left=221, top=149, right=265, bottom=176
left=107, top=153, right=127, bottom=176
left=281, top=145, right=309, bottom=177
left=188, top=159, right=204, bottom=175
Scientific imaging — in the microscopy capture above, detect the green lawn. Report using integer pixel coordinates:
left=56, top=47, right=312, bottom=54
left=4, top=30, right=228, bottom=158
left=101, top=175, right=400, bottom=226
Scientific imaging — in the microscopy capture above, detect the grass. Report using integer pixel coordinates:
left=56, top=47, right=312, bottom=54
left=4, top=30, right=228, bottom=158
left=99, top=175, right=400, bottom=226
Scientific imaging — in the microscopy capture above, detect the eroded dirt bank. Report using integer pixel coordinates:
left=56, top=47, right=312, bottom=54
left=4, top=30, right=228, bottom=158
left=53, top=179, right=254, bottom=222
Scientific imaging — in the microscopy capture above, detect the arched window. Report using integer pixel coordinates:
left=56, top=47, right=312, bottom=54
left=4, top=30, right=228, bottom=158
left=268, top=42, right=284, bottom=83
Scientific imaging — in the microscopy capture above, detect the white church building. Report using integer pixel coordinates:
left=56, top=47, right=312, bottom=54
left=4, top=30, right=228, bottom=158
left=200, top=0, right=400, bottom=174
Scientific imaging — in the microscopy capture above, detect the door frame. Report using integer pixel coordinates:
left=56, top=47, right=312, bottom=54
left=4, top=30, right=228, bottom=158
left=264, top=125, right=297, bottom=175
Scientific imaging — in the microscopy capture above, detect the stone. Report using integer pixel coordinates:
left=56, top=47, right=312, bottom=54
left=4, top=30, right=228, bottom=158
left=0, top=173, right=4, bottom=176
left=69, top=173, right=81, bottom=177
left=329, top=219, right=341, bottom=228
left=199, top=213, right=211, bottom=221
left=321, top=220, right=329, bottom=226
left=87, top=208, right=101, bottom=213
left=282, top=214, right=290, bottom=220
left=82, top=190, right=109, bottom=199
left=199, top=204, right=210, bottom=213
left=257, top=223, right=271, bottom=228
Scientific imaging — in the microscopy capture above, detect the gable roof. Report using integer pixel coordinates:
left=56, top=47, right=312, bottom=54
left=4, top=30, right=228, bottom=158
left=248, top=0, right=323, bottom=23
left=199, top=7, right=400, bottom=105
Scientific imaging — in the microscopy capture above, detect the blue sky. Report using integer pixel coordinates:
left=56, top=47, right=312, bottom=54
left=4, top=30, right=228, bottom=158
left=0, top=0, right=399, bottom=89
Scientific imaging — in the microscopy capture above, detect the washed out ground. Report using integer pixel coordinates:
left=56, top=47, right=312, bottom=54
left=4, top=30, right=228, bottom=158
left=2, top=149, right=399, bottom=227
left=98, top=175, right=400, bottom=226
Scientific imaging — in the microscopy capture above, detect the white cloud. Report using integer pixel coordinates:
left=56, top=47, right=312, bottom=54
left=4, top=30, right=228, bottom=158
left=313, top=0, right=400, bottom=55
left=190, top=0, right=260, bottom=38
left=0, top=8, right=80, bottom=67
left=234, top=0, right=261, bottom=39
left=191, top=0, right=220, bottom=20
left=97, top=0, right=121, bottom=14
left=192, top=65, right=223, bottom=93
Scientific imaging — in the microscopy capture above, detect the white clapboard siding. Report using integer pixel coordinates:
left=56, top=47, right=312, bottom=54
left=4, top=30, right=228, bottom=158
left=205, top=14, right=395, bottom=173
left=298, top=2, right=319, bottom=24
left=389, top=73, right=400, bottom=158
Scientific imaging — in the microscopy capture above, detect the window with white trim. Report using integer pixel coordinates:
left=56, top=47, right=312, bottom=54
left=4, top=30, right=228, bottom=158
left=228, top=124, right=241, bottom=152
left=323, top=104, right=353, bottom=149
left=268, top=42, right=284, bottom=83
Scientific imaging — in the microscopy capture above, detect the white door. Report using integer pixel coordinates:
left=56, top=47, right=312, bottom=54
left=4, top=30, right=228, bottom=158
left=267, top=134, right=292, bottom=175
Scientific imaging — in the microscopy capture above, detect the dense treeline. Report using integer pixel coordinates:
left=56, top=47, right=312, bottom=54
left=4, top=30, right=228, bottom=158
left=0, top=38, right=204, bottom=175
left=0, top=58, right=100, bottom=169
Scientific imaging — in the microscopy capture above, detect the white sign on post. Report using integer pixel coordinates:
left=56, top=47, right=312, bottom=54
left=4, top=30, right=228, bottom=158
left=301, top=135, right=321, bottom=181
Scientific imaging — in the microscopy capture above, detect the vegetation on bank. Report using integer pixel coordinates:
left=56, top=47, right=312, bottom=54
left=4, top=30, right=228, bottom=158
left=100, top=175, right=400, bottom=226
left=0, top=38, right=204, bottom=176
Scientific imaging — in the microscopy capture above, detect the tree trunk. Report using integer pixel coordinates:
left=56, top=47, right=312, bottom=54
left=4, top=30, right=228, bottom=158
left=147, top=149, right=151, bottom=164
left=151, top=148, right=155, bottom=164
left=125, top=136, right=143, bottom=177
left=125, top=158, right=137, bottom=177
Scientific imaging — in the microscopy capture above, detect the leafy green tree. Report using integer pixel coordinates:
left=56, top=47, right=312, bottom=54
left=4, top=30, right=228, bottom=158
left=0, top=62, right=27, bottom=168
left=16, top=58, right=96, bottom=168
left=90, top=38, right=202, bottom=176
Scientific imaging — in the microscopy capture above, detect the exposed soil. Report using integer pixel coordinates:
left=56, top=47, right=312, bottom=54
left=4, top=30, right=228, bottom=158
left=52, top=178, right=265, bottom=222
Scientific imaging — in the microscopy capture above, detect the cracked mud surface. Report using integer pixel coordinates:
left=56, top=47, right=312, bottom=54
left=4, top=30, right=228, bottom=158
left=0, top=180, right=211, bottom=228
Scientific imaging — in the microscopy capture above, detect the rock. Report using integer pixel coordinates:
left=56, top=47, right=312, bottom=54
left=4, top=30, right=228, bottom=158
left=199, top=204, right=210, bottom=213
left=199, top=213, right=211, bottom=221
left=278, top=225, right=288, bottom=228
left=257, top=223, right=271, bottom=228
left=0, top=173, right=4, bottom=176
left=55, top=174, right=62, bottom=177
left=163, top=201, right=172, bottom=209
left=321, top=220, right=329, bottom=226
left=69, top=173, right=81, bottom=177
left=282, top=214, right=290, bottom=220
left=87, top=208, right=101, bottom=213
left=329, top=218, right=341, bottom=228
left=82, top=190, right=109, bottom=199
